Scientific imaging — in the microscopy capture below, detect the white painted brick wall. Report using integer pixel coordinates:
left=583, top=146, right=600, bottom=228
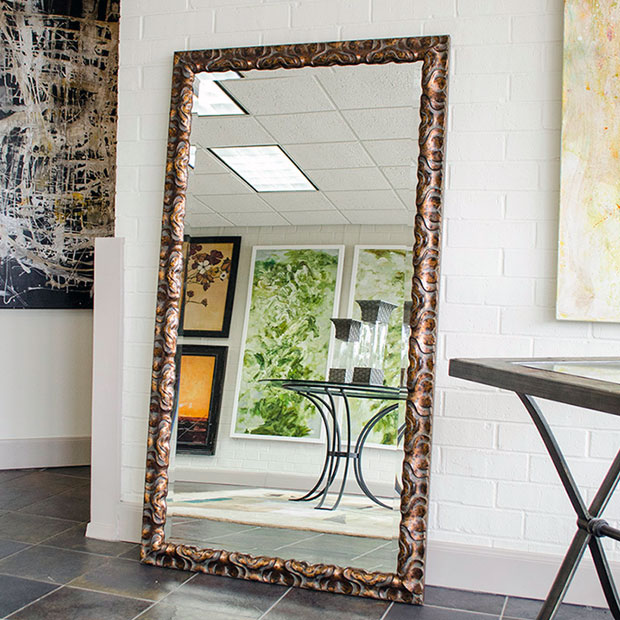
left=115, top=0, right=620, bottom=559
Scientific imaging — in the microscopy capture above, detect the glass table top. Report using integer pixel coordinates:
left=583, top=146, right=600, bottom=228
left=522, top=360, right=620, bottom=386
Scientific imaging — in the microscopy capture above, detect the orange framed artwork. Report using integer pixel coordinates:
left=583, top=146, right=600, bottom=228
left=174, top=344, right=227, bottom=454
left=180, top=236, right=241, bottom=337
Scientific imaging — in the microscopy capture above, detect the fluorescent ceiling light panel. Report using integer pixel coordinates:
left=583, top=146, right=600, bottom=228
left=209, top=146, right=316, bottom=192
left=193, top=71, right=245, bottom=116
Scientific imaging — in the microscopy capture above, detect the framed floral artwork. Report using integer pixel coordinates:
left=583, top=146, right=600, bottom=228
left=180, top=236, right=241, bottom=337
left=174, top=344, right=228, bottom=454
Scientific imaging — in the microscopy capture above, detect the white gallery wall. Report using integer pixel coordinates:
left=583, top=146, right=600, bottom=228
left=0, top=311, right=92, bottom=468
left=107, top=0, right=620, bottom=603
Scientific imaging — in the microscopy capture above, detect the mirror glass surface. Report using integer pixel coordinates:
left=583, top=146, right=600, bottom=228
left=166, top=60, right=422, bottom=573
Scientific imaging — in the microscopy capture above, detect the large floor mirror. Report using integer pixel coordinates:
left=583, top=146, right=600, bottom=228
left=142, top=37, right=449, bottom=605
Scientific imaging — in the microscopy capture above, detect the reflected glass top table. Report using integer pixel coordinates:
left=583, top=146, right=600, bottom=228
left=263, top=379, right=406, bottom=511
left=449, top=357, right=620, bottom=620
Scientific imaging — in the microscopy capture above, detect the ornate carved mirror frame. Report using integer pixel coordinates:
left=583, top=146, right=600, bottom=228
left=141, top=35, right=449, bottom=605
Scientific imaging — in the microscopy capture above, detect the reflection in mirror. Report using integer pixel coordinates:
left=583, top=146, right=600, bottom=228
left=166, top=61, right=421, bottom=574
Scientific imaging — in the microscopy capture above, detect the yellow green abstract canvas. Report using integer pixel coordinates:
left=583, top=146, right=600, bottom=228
left=557, top=1, right=620, bottom=321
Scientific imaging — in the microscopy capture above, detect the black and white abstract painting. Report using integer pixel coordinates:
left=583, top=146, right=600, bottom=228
left=0, top=0, right=119, bottom=308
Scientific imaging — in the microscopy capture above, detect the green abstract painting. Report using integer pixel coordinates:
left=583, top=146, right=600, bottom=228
left=233, top=247, right=343, bottom=440
left=350, top=247, right=412, bottom=446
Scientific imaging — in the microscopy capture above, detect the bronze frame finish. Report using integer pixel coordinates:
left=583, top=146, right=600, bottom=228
left=141, top=36, right=449, bottom=605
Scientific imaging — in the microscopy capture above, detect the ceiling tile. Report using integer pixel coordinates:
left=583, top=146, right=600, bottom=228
left=363, top=139, right=418, bottom=167
left=342, top=107, right=416, bottom=140
left=186, top=194, right=213, bottom=215
left=318, top=63, right=420, bottom=110
left=187, top=212, right=233, bottom=228
left=260, top=192, right=336, bottom=212
left=325, top=190, right=405, bottom=211
left=308, top=168, right=390, bottom=191
left=224, top=75, right=335, bottom=114
left=285, top=142, right=374, bottom=170
left=194, top=193, right=273, bottom=213
left=381, top=166, right=415, bottom=190
left=224, top=211, right=290, bottom=226
left=191, top=115, right=272, bottom=148
left=191, top=148, right=228, bottom=174
left=284, top=210, right=349, bottom=226
left=346, top=210, right=412, bottom=225
left=189, top=172, right=252, bottom=195
left=396, top=189, right=416, bottom=210
left=256, top=111, right=357, bottom=144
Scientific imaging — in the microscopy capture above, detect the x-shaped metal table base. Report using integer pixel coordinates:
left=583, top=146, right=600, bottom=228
left=518, top=394, right=620, bottom=619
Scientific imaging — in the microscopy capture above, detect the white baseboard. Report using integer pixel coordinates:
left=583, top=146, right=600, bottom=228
left=173, top=465, right=395, bottom=499
left=104, top=498, right=614, bottom=608
left=0, top=436, right=90, bottom=469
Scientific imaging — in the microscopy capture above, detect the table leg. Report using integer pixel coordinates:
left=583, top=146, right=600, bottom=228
left=353, top=403, right=400, bottom=510
left=289, top=391, right=336, bottom=503
left=517, top=394, right=620, bottom=620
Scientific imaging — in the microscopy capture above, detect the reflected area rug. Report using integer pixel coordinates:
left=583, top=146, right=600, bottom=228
left=168, top=487, right=397, bottom=539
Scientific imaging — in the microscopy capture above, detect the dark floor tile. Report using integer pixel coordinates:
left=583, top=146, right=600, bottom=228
left=276, top=547, right=360, bottom=568
left=69, top=557, right=192, bottom=601
left=424, top=586, right=505, bottom=615
left=163, top=573, right=288, bottom=618
left=46, top=466, right=91, bottom=479
left=263, top=587, right=389, bottom=620
left=0, top=545, right=104, bottom=585
left=0, top=538, right=30, bottom=560
left=136, top=600, right=238, bottom=619
left=0, top=512, right=77, bottom=543
left=504, top=596, right=611, bottom=619
left=20, top=486, right=90, bottom=521
left=0, top=574, right=58, bottom=617
left=44, top=524, right=137, bottom=557
left=386, top=602, right=498, bottom=619
left=117, top=545, right=141, bottom=561
left=0, top=469, right=30, bottom=484
left=9, top=585, right=150, bottom=620
left=169, top=518, right=258, bottom=545
left=0, top=472, right=87, bottom=511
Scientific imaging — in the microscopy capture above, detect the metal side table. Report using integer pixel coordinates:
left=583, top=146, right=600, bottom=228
left=263, top=379, right=406, bottom=511
left=449, top=357, right=620, bottom=620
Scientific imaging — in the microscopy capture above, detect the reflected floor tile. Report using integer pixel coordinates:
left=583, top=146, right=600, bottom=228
left=8, top=585, right=150, bottom=620
left=0, top=545, right=104, bottom=585
left=263, top=587, right=389, bottom=620
left=503, top=596, right=611, bottom=619
left=0, top=574, right=57, bottom=618
left=424, top=586, right=505, bottom=615
left=44, top=524, right=137, bottom=557
left=0, top=512, right=77, bottom=544
left=162, top=573, right=288, bottom=619
left=281, top=532, right=388, bottom=557
left=0, top=470, right=30, bottom=484
left=69, top=557, right=192, bottom=601
left=170, top=518, right=257, bottom=542
left=211, top=526, right=321, bottom=549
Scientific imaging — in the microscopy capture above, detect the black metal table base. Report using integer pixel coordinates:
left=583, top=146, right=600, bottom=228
left=517, top=393, right=620, bottom=620
left=290, top=389, right=402, bottom=511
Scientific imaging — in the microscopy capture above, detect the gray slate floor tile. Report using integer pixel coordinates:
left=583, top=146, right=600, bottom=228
left=8, top=585, right=150, bottom=620
left=19, top=486, right=90, bottom=521
left=386, top=603, right=500, bottom=619
left=47, top=466, right=91, bottom=479
left=503, top=596, right=611, bottom=619
left=0, top=574, right=58, bottom=617
left=135, top=600, right=239, bottom=619
left=44, top=524, right=137, bottom=557
left=163, top=573, right=288, bottom=618
left=0, top=512, right=77, bottom=544
left=0, top=538, right=29, bottom=560
left=262, top=587, right=389, bottom=620
left=424, top=586, right=505, bottom=615
left=0, top=545, right=104, bottom=585
left=68, top=557, right=193, bottom=601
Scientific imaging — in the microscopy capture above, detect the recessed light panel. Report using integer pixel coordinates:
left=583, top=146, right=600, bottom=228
left=209, top=146, right=316, bottom=192
left=192, top=71, right=245, bottom=116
